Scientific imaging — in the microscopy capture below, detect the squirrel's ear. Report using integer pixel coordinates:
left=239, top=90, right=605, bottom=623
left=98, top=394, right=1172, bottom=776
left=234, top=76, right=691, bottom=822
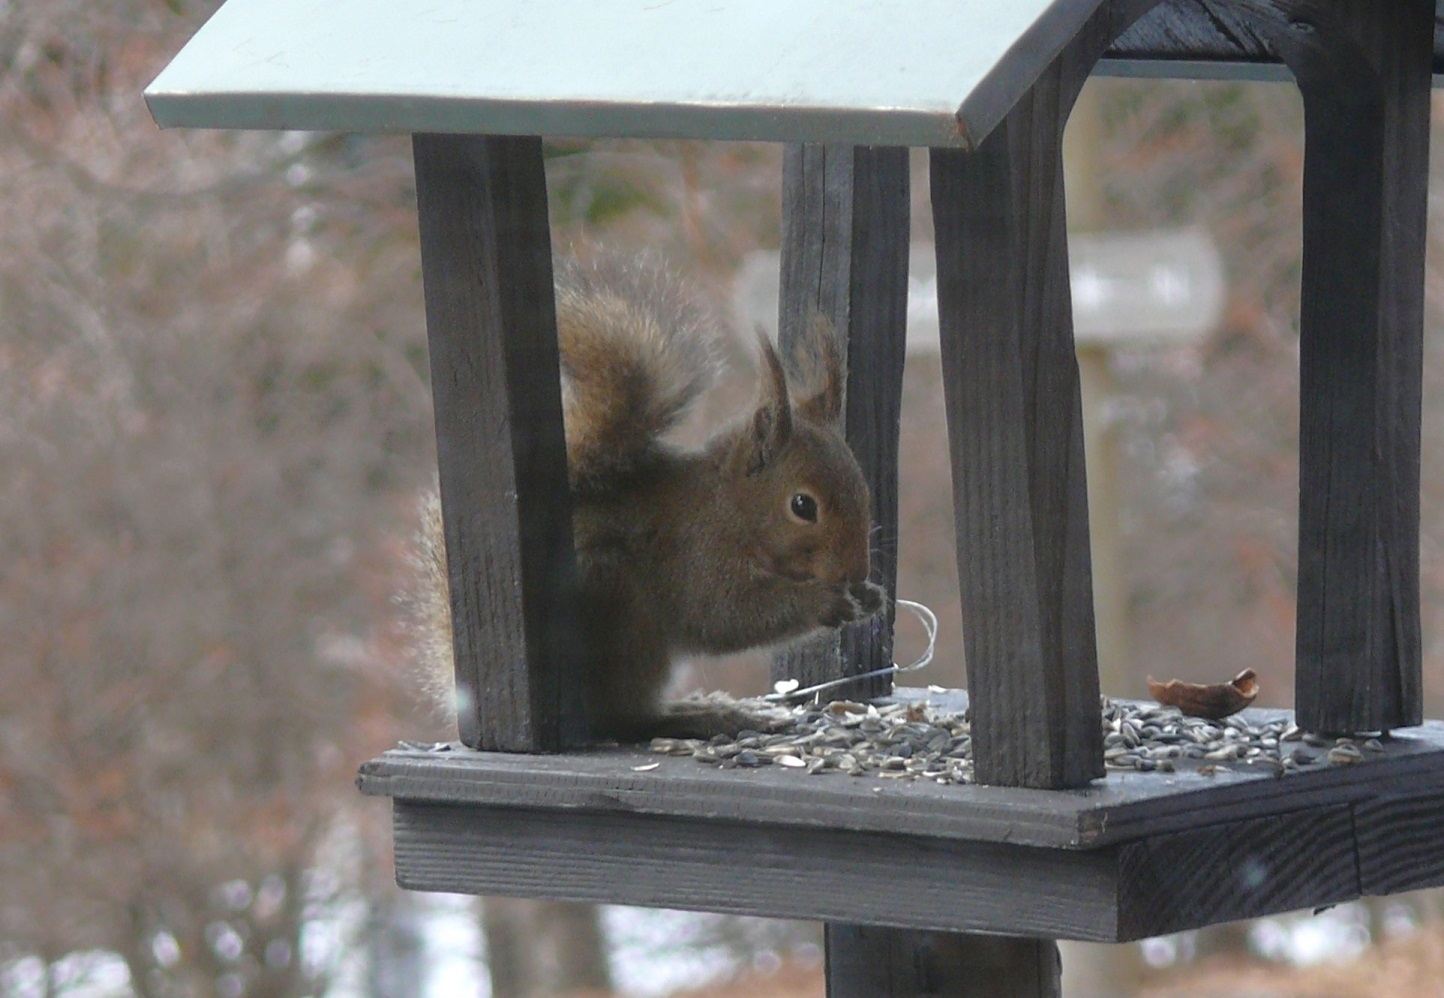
left=735, top=329, right=793, bottom=474
left=792, top=314, right=846, bottom=427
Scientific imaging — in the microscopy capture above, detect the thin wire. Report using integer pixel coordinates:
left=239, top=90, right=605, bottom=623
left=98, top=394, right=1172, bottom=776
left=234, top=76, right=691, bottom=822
left=763, top=598, right=938, bottom=704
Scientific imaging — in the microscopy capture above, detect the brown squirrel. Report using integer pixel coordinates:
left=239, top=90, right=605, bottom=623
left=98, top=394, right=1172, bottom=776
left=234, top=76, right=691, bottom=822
left=413, top=257, right=885, bottom=742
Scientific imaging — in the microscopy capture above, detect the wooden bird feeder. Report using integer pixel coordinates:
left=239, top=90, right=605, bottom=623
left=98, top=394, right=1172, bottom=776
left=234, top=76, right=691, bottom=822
left=147, top=1, right=1444, bottom=993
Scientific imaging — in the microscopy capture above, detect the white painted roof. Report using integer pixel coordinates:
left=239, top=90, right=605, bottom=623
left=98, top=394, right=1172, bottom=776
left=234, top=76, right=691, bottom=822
left=145, top=0, right=1108, bottom=148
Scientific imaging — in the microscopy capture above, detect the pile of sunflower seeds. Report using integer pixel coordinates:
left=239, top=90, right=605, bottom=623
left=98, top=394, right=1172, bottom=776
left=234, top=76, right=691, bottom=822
left=648, top=696, right=1387, bottom=785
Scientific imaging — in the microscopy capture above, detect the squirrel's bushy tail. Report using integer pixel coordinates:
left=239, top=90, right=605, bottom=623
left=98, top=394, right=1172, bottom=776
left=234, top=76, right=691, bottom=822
left=555, top=257, right=718, bottom=488
left=407, top=258, right=719, bottom=716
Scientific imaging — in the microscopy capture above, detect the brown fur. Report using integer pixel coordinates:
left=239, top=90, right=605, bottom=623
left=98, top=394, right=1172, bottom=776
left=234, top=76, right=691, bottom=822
left=412, top=259, right=884, bottom=742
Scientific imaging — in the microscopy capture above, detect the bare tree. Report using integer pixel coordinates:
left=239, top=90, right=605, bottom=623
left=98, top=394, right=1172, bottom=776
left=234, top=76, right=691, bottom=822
left=0, top=2, right=437, bottom=994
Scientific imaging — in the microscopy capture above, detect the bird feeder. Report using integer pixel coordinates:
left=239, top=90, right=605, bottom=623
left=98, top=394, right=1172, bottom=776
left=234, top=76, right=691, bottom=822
left=147, top=1, right=1444, bottom=993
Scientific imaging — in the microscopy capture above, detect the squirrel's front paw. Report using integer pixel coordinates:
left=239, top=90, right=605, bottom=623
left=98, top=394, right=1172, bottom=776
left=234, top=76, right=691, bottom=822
left=822, top=580, right=887, bottom=628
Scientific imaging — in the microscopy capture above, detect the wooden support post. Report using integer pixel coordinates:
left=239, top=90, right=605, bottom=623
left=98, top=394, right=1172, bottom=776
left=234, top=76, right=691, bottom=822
left=777, top=145, right=1007, bottom=998
left=932, top=66, right=1101, bottom=793
left=908, top=6, right=1155, bottom=991
left=773, top=143, right=910, bottom=701
left=1231, top=0, right=1429, bottom=735
left=413, top=133, right=584, bottom=751
left=927, top=0, right=1160, bottom=791
left=827, top=927, right=1061, bottom=998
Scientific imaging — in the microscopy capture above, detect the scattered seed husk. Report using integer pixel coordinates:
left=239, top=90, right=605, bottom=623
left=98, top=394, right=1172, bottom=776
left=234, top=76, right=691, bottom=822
left=642, top=686, right=1381, bottom=786
left=1327, top=743, right=1363, bottom=765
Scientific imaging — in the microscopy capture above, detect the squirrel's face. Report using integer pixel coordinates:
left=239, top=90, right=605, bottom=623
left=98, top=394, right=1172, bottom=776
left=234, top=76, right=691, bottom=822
left=756, top=427, right=877, bottom=623
left=741, top=422, right=874, bottom=589
left=721, top=326, right=884, bottom=626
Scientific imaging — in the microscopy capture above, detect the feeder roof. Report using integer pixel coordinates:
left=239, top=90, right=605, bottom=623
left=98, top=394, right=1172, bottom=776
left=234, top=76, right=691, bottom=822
left=145, top=0, right=1114, bottom=149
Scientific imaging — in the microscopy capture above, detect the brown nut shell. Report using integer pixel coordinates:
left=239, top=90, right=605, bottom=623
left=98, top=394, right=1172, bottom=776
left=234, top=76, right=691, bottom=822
left=1147, top=669, right=1259, bottom=720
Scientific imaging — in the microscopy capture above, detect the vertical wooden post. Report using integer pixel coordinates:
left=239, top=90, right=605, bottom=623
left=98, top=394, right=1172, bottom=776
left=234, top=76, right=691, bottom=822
left=827, top=927, right=1061, bottom=998
left=931, top=67, right=1102, bottom=793
left=926, top=0, right=1159, bottom=790
left=893, top=6, right=1155, bottom=994
left=413, top=133, right=584, bottom=751
left=773, top=143, right=910, bottom=701
left=1238, top=0, right=1429, bottom=735
left=776, top=144, right=961, bottom=998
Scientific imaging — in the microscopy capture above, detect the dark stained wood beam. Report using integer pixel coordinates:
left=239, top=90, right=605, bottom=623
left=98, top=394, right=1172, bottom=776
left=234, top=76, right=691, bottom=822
left=1101, top=0, right=1444, bottom=81
left=844, top=4, right=1162, bottom=993
left=379, top=784, right=1419, bottom=943
left=826, top=927, right=1061, bottom=998
left=1107, top=1, right=1431, bottom=736
left=774, top=143, right=910, bottom=701
left=1209, top=1, right=1432, bottom=735
left=928, top=0, right=1176, bottom=793
left=932, top=125, right=1104, bottom=792
left=1290, top=1, right=1429, bottom=735
left=413, top=133, right=585, bottom=751
left=361, top=707, right=1444, bottom=940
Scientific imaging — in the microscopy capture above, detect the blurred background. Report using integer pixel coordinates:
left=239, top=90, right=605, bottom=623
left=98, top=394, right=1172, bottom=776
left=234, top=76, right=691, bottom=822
left=4, top=1, right=1444, bottom=996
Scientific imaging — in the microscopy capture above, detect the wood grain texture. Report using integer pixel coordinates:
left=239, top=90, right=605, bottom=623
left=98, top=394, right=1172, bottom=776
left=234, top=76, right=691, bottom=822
left=1107, top=0, right=1432, bottom=736
left=773, top=146, right=913, bottom=998
left=826, top=928, right=1061, bottom=998
left=365, top=702, right=1444, bottom=938
left=1219, top=1, right=1432, bottom=735
left=1100, top=1, right=1444, bottom=80
left=359, top=711, right=1444, bottom=848
left=933, top=109, right=1093, bottom=792
left=773, top=144, right=909, bottom=701
left=380, top=770, right=1444, bottom=941
left=1104, top=0, right=1287, bottom=74
left=1354, top=783, right=1444, bottom=896
left=414, top=133, right=585, bottom=751
left=391, top=802, right=1122, bottom=941
left=1115, top=804, right=1359, bottom=940
left=928, top=2, right=1164, bottom=790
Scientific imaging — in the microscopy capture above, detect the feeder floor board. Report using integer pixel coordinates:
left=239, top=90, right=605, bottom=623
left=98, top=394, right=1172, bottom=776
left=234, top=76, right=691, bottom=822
left=358, top=691, right=1444, bottom=942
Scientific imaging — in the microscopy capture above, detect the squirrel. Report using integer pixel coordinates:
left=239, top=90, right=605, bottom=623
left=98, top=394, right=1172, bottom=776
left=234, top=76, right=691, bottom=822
left=412, top=256, right=886, bottom=743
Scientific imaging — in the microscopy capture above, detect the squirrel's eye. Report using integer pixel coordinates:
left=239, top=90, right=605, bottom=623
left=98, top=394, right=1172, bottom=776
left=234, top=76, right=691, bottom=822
left=789, top=492, right=819, bottom=524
